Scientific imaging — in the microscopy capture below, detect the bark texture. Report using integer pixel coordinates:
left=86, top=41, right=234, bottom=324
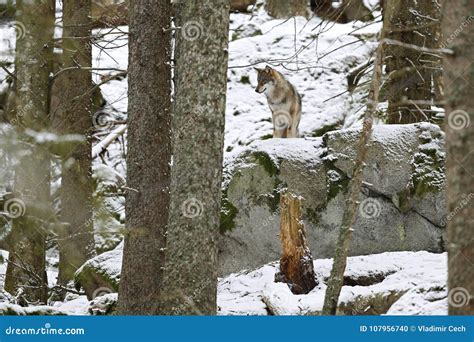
left=384, top=0, right=442, bottom=124
left=116, top=0, right=173, bottom=314
left=56, top=0, right=95, bottom=285
left=159, top=0, right=230, bottom=315
left=265, top=0, right=308, bottom=18
left=442, top=0, right=474, bottom=315
left=275, top=192, right=317, bottom=294
left=4, top=0, right=56, bottom=304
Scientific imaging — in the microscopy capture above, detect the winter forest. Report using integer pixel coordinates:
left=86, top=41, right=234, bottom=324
left=0, top=0, right=472, bottom=317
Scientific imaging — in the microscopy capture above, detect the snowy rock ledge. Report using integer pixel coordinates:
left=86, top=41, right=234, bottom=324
left=219, top=123, right=446, bottom=275
left=217, top=251, right=448, bottom=316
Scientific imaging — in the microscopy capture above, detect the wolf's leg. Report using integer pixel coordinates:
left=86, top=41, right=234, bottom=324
left=287, top=109, right=300, bottom=138
left=273, top=128, right=283, bottom=138
left=294, top=108, right=302, bottom=137
left=287, top=121, right=298, bottom=138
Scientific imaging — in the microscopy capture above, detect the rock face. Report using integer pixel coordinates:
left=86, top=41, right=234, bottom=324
left=74, top=242, right=122, bottom=300
left=219, top=123, right=446, bottom=276
left=73, top=123, right=446, bottom=294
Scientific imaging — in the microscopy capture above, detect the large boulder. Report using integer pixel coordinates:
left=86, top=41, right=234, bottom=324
left=218, top=123, right=446, bottom=275
left=88, top=293, right=118, bottom=315
left=73, top=124, right=446, bottom=293
left=74, top=242, right=122, bottom=300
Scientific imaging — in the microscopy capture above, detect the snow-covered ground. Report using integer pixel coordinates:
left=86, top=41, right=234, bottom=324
left=218, top=251, right=448, bottom=315
left=0, top=251, right=447, bottom=315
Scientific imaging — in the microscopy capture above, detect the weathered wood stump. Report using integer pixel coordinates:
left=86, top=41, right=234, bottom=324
left=275, top=192, right=317, bottom=294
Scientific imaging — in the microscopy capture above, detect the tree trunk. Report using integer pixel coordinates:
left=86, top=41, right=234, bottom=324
left=4, top=0, right=56, bottom=304
left=322, top=19, right=384, bottom=315
left=265, top=0, right=308, bottom=19
left=384, top=0, right=441, bottom=124
left=56, top=0, right=95, bottom=285
left=442, top=0, right=474, bottom=315
left=159, top=0, right=230, bottom=315
left=275, top=192, right=317, bottom=294
left=116, top=0, right=173, bottom=314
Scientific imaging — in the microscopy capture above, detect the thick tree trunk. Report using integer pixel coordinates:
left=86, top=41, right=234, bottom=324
left=116, top=0, right=173, bottom=314
left=159, top=0, right=230, bottom=315
left=275, top=192, right=317, bottom=294
left=384, top=0, right=441, bottom=124
left=442, top=0, right=474, bottom=315
left=56, top=0, right=95, bottom=285
left=265, top=0, right=308, bottom=19
left=4, top=0, right=56, bottom=304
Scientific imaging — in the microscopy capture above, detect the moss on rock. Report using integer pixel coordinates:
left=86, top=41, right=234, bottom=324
left=220, top=197, right=238, bottom=234
left=252, top=151, right=279, bottom=176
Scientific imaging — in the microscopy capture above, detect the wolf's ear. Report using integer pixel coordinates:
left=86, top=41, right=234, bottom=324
left=254, top=67, right=262, bottom=73
left=264, top=65, right=273, bottom=73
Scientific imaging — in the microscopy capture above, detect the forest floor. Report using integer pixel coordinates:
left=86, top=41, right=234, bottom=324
left=0, top=250, right=448, bottom=315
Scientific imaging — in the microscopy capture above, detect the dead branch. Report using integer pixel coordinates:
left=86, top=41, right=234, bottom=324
left=322, top=18, right=385, bottom=316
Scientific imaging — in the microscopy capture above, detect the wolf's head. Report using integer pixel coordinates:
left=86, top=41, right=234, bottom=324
left=254, top=66, right=276, bottom=94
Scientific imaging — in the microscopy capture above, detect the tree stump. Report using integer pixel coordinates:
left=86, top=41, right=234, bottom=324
left=275, top=192, right=317, bottom=294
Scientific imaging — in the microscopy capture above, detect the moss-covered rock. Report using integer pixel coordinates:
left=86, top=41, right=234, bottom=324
left=74, top=243, right=122, bottom=300
left=218, top=124, right=446, bottom=276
